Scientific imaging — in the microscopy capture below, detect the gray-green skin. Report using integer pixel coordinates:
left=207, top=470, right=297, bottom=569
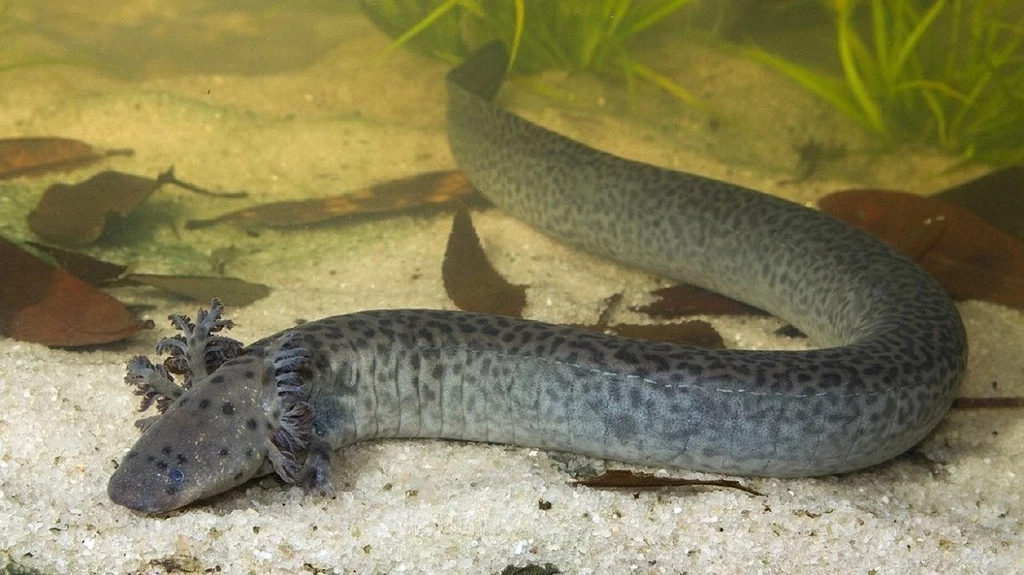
left=108, top=42, right=967, bottom=514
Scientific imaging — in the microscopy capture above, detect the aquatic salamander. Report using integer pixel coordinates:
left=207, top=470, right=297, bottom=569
left=108, top=43, right=967, bottom=513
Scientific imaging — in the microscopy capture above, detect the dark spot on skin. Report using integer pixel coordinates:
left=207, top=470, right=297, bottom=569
left=156, top=461, right=168, bottom=470
left=146, top=455, right=156, bottom=462
left=126, top=451, right=137, bottom=460
left=245, top=448, right=255, bottom=458
left=179, top=398, right=190, bottom=407
left=219, top=447, right=230, bottom=457
left=233, top=471, right=245, bottom=480
left=245, top=370, right=255, bottom=379
left=161, top=445, right=173, bottom=455
left=199, top=399, right=210, bottom=409
left=222, top=402, right=235, bottom=415
left=176, top=454, right=187, bottom=464
left=210, top=374, right=225, bottom=384
left=246, top=418, right=258, bottom=430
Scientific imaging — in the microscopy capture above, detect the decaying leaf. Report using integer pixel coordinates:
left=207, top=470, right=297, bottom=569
left=0, top=236, right=148, bottom=346
left=500, top=564, right=562, bottom=575
left=27, top=168, right=247, bottom=246
left=573, top=470, right=762, bottom=496
left=26, top=243, right=270, bottom=306
left=820, top=189, right=1024, bottom=310
left=186, top=170, right=478, bottom=230
left=596, top=322, right=724, bottom=348
left=126, top=274, right=270, bottom=306
left=936, top=167, right=1024, bottom=242
left=27, top=241, right=129, bottom=286
left=952, top=397, right=1024, bottom=409
left=441, top=220, right=728, bottom=343
left=633, top=284, right=768, bottom=318
left=0, top=137, right=132, bottom=179
left=571, top=292, right=725, bottom=348
left=442, top=207, right=526, bottom=317
left=27, top=171, right=163, bottom=245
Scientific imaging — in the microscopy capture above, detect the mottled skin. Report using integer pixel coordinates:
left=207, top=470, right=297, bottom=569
left=108, top=43, right=967, bottom=513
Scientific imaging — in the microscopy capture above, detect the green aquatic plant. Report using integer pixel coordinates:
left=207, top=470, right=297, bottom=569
left=359, top=0, right=704, bottom=108
left=747, top=0, right=1024, bottom=166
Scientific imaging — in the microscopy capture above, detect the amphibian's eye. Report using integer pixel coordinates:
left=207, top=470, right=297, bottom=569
left=168, top=468, right=186, bottom=485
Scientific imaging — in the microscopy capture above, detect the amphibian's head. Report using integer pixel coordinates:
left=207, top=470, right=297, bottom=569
left=108, top=348, right=308, bottom=513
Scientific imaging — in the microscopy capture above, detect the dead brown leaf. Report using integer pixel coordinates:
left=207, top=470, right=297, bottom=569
left=442, top=207, right=526, bottom=317
left=821, top=189, right=1024, bottom=310
left=634, top=284, right=768, bottom=318
left=936, top=167, right=1024, bottom=242
left=126, top=274, right=270, bottom=306
left=952, top=397, right=1024, bottom=409
left=596, top=321, right=725, bottom=348
left=186, top=170, right=478, bottom=230
left=0, top=137, right=132, bottom=179
left=26, top=243, right=270, bottom=306
left=27, top=171, right=163, bottom=246
left=574, top=470, right=762, bottom=496
left=0, top=236, right=148, bottom=346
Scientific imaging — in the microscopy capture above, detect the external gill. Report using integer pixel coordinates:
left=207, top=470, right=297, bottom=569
left=123, top=356, right=179, bottom=431
left=123, top=298, right=245, bottom=429
left=257, top=331, right=333, bottom=497
left=158, top=298, right=243, bottom=387
left=262, top=332, right=317, bottom=485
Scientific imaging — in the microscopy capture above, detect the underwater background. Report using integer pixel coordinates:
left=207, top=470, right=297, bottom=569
left=0, top=1, right=1021, bottom=573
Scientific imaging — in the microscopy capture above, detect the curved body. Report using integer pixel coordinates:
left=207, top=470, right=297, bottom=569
left=437, top=42, right=966, bottom=475
left=108, top=43, right=966, bottom=513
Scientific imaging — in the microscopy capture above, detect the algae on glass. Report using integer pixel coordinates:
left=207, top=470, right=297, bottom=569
left=359, top=0, right=704, bottom=107
left=748, top=0, right=1024, bottom=166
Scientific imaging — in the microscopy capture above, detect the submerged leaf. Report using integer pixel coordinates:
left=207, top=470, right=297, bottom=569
left=442, top=207, right=526, bottom=317
left=935, top=167, right=1024, bottom=242
left=27, top=241, right=128, bottom=286
left=499, top=563, right=562, bottom=575
left=186, top=170, right=477, bottom=230
left=27, top=171, right=163, bottom=246
left=126, top=274, right=270, bottom=306
left=25, top=243, right=270, bottom=305
left=0, top=137, right=132, bottom=179
left=0, top=236, right=147, bottom=346
left=953, top=397, right=1024, bottom=409
left=820, top=189, right=1024, bottom=310
left=596, top=321, right=724, bottom=349
left=27, top=168, right=246, bottom=246
left=575, top=292, right=725, bottom=348
left=573, top=470, right=762, bottom=496
left=634, top=284, right=767, bottom=318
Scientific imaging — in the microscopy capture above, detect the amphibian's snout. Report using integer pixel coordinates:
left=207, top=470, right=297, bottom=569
left=107, top=454, right=183, bottom=514
left=107, top=403, right=271, bottom=514
left=108, top=355, right=281, bottom=513
left=106, top=412, right=216, bottom=514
